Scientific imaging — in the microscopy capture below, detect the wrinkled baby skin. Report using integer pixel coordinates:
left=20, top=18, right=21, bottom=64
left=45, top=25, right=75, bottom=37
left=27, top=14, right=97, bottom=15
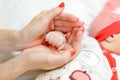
left=45, top=31, right=66, bottom=50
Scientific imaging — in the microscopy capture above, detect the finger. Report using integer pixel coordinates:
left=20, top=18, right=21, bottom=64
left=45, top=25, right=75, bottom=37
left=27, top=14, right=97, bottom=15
left=67, top=28, right=78, bottom=44
left=72, top=27, right=84, bottom=52
left=50, top=49, right=73, bottom=66
left=46, top=20, right=55, bottom=33
left=54, top=20, right=83, bottom=28
left=23, top=39, right=43, bottom=49
left=54, top=26, right=73, bottom=32
left=50, top=20, right=55, bottom=30
left=54, top=13, right=79, bottom=22
left=37, top=10, right=48, bottom=17
left=44, top=2, right=65, bottom=21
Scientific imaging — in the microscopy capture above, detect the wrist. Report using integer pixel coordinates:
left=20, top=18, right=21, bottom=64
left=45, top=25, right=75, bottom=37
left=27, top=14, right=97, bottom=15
left=15, top=30, right=44, bottom=50
left=0, top=54, right=28, bottom=80
left=13, top=54, right=28, bottom=74
left=20, top=52, right=39, bottom=71
left=14, top=31, right=28, bottom=51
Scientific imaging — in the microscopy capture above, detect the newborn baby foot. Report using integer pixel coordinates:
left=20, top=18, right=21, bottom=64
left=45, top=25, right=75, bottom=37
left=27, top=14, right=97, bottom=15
left=45, top=31, right=66, bottom=50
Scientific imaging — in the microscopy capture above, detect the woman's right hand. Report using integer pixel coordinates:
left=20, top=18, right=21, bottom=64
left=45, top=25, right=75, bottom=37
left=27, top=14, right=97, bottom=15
left=17, top=2, right=83, bottom=50
left=21, top=27, right=84, bottom=71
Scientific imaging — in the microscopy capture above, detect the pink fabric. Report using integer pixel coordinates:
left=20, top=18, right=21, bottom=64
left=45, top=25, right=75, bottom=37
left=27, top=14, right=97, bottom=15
left=70, top=70, right=91, bottom=80
left=89, top=0, right=120, bottom=40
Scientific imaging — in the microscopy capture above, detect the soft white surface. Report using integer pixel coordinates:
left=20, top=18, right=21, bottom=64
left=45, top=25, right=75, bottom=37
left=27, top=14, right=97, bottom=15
left=0, top=0, right=107, bottom=36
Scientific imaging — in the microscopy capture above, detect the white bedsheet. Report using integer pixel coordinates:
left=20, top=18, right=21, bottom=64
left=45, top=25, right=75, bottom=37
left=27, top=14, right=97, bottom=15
left=0, top=0, right=107, bottom=35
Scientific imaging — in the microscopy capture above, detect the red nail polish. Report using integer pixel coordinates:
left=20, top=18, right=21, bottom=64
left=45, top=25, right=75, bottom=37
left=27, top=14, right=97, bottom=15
left=71, top=50, right=76, bottom=57
left=42, top=38, right=48, bottom=45
left=58, top=2, right=65, bottom=8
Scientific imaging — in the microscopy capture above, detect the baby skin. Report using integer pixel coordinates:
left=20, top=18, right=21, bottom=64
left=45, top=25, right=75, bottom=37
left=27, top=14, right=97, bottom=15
left=45, top=31, right=66, bottom=50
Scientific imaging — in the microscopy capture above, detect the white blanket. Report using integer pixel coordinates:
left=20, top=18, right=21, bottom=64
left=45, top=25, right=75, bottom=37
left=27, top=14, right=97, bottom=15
left=0, top=0, right=106, bottom=36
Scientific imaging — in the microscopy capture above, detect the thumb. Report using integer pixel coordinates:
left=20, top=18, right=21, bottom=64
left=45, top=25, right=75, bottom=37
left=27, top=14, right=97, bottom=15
left=46, top=2, right=65, bottom=20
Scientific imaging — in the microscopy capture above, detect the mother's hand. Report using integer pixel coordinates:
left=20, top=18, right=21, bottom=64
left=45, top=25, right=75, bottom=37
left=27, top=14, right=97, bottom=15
left=17, top=2, right=83, bottom=49
left=21, top=27, right=84, bottom=71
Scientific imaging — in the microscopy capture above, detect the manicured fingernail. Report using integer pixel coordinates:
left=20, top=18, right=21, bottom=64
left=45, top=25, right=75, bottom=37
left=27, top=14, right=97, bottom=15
left=70, top=50, right=76, bottom=57
left=58, top=2, right=65, bottom=8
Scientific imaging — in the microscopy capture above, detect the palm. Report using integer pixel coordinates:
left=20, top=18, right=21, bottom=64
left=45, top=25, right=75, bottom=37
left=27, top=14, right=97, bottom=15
left=22, top=26, right=83, bottom=70
left=22, top=44, right=72, bottom=70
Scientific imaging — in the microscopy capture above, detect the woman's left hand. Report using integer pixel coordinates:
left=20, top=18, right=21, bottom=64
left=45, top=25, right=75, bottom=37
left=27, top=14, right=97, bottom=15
left=17, top=2, right=83, bottom=49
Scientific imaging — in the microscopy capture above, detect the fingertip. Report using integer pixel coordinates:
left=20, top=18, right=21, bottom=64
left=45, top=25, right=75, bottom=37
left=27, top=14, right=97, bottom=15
left=48, top=2, right=65, bottom=19
left=72, top=27, right=84, bottom=52
left=77, top=27, right=84, bottom=38
left=80, top=26, right=85, bottom=32
left=70, top=50, right=76, bottom=57
left=58, top=2, right=65, bottom=8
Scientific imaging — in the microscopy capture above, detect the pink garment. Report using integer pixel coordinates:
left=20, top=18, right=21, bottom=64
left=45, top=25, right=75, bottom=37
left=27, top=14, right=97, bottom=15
left=89, top=0, right=120, bottom=41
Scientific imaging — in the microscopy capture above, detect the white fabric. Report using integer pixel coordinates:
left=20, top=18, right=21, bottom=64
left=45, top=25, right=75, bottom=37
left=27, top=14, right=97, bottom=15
left=0, top=0, right=107, bottom=36
left=36, top=37, right=120, bottom=80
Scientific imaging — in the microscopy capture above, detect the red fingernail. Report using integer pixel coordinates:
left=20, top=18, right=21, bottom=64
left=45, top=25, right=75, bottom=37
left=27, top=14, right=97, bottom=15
left=58, top=2, right=65, bottom=8
left=71, top=50, right=76, bottom=57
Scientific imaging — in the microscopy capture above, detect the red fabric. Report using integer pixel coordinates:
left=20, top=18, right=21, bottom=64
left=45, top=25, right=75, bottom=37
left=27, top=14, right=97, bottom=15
left=104, top=52, right=118, bottom=80
left=99, top=43, right=118, bottom=80
left=95, top=21, right=120, bottom=42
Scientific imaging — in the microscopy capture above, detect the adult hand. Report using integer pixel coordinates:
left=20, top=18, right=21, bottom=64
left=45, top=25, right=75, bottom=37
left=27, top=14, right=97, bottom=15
left=17, top=2, right=83, bottom=49
left=21, top=27, right=84, bottom=71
